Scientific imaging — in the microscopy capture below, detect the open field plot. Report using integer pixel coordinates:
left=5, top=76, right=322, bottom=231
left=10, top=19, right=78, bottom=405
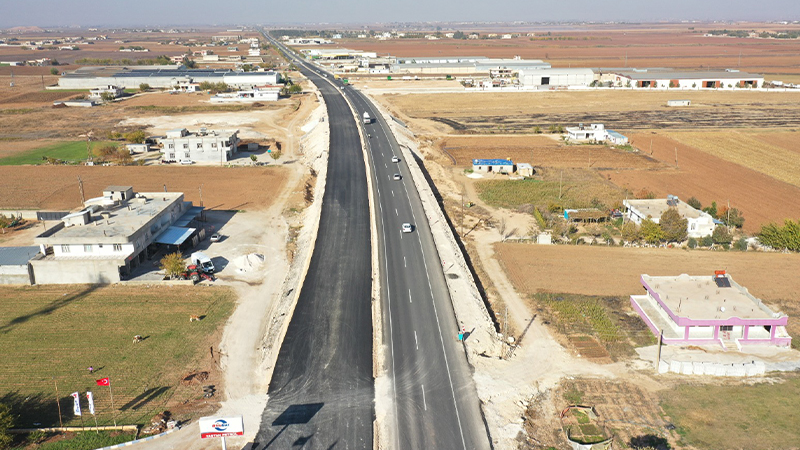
left=495, top=243, right=800, bottom=301
left=476, top=168, right=623, bottom=210
left=608, top=133, right=800, bottom=232
left=664, top=130, right=800, bottom=188
left=557, top=379, right=672, bottom=449
left=661, top=373, right=800, bottom=449
left=439, top=135, right=664, bottom=169
left=0, top=285, right=235, bottom=427
left=533, top=293, right=655, bottom=361
left=381, top=90, right=800, bottom=132
left=0, top=165, right=289, bottom=211
left=0, top=140, right=116, bottom=165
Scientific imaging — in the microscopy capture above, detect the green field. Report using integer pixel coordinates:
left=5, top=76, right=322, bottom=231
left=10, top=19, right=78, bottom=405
left=661, top=374, right=800, bottom=449
left=475, top=168, right=623, bottom=211
left=0, top=285, right=235, bottom=428
left=0, top=141, right=116, bottom=166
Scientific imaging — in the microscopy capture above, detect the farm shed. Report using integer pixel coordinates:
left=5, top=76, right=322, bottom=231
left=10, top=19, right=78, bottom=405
left=631, top=272, right=791, bottom=349
left=667, top=100, right=691, bottom=107
left=517, top=163, right=534, bottom=177
left=472, top=159, right=514, bottom=174
left=126, top=143, right=149, bottom=154
left=611, top=69, right=764, bottom=89
left=0, top=246, right=41, bottom=285
left=564, top=208, right=607, bottom=222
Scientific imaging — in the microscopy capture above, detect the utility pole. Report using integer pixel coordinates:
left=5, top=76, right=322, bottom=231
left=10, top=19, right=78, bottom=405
left=649, top=139, right=653, bottom=155
left=655, top=329, right=664, bottom=373
left=199, top=184, right=204, bottom=207
left=78, top=176, right=85, bottom=204
left=460, top=190, right=464, bottom=236
left=559, top=170, right=563, bottom=199
left=674, top=147, right=678, bottom=168
left=54, top=379, right=63, bottom=428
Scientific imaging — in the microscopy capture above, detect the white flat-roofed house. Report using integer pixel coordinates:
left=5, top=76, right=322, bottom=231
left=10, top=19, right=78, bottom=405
left=210, top=86, right=281, bottom=103
left=89, top=85, right=123, bottom=100
left=159, top=129, right=240, bottom=163
left=565, top=123, right=606, bottom=142
left=31, top=186, right=203, bottom=284
left=624, top=196, right=716, bottom=238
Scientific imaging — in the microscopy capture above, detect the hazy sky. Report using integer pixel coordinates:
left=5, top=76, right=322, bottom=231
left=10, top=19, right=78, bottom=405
left=2, top=0, right=798, bottom=28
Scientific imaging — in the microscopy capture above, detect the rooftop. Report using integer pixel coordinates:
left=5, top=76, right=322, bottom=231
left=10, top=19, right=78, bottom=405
left=642, top=274, right=783, bottom=321
left=0, top=246, right=41, bottom=266
left=473, top=159, right=513, bottom=165
left=614, top=69, right=763, bottom=80
left=35, top=192, right=185, bottom=244
left=625, top=198, right=707, bottom=220
left=62, top=66, right=278, bottom=80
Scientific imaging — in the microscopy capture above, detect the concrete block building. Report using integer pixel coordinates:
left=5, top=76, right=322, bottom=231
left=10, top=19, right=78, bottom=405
left=624, top=196, right=715, bottom=238
left=472, top=159, right=514, bottom=174
left=31, top=186, right=203, bottom=284
left=631, top=272, right=791, bottom=349
left=158, top=128, right=240, bottom=163
left=565, top=123, right=628, bottom=144
left=610, top=69, right=764, bottom=89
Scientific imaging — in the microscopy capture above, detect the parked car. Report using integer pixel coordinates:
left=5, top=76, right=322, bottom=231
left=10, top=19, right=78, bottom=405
left=210, top=233, right=222, bottom=243
left=180, top=159, right=194, bottom=165
left=401, top=223, right=413, bottom=233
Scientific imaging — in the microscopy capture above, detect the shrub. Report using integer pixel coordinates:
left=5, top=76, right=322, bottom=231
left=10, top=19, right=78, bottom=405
left=160, top=252, right=186, bottom=279
left=701, top=235, right=714, bottom=247
left=758, top=219, right=800, bottom=252
left=621, top=222, right=640, bottom=242
left=712, top=226, right=732, bottom=245
left=139, top=83, right=150, bottom=91
left=687, top=237, right=698, bottom=249
left=686, top=196, right=702, bottom=210
left=50, top=67, right=59, bottom=75
left=124, top=130, right=146, bottom=144
left=640, top=219, right=665, bottom=245
left=734, top=237, right=748, bottom=251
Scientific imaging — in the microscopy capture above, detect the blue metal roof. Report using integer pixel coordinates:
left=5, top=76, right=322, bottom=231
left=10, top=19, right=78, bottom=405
left=154, top=226, right=195, bottom=246
left=607, top=130, right=627, bottom=139
left=0, top=246, right=41, bottom=265
left=472, top=159, right=513, bottom=165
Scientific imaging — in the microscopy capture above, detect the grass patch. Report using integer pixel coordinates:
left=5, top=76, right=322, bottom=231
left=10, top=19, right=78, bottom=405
left=563, top=385, right=584, bottom=405
left=26, top=430, right=136, bottom=450
left=0, top=108, right=37, bottom=115
left=0, top=285, right=235, bottom=428
left=0, top=141, right=116, bottom=165
left=661, top=374, right=800, bottom=449
left=533, top=293, right=656, bottom=359
left=475, top=168, right=623, bottom=211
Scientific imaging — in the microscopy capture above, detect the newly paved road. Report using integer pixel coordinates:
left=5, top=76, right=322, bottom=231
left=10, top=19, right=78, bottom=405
left=347, top=90, right=492, bottom=450
left=262, top=33, right=491, bottom=449
left=252, top=34, right=374, bottom=449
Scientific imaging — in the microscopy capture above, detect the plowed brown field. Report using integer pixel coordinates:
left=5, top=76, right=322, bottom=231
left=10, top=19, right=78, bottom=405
left=439, top=135, right=664, bottom=169
left=495, top=243, right=800, bottom=302
left=605, top=133, right=800, bottom=232
left=0, top=165, right=288, bottom=211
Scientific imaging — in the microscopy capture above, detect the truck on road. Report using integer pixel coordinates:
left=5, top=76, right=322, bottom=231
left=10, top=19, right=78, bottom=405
left=363, top=112, right=372, bottom=124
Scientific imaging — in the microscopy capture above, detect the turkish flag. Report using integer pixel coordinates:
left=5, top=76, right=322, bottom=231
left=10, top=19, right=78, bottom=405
left=96, top=378, right=110, bottom=386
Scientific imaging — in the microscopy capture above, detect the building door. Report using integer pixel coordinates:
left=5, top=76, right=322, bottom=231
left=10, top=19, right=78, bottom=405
left=720, top=325, right=733, bottom=340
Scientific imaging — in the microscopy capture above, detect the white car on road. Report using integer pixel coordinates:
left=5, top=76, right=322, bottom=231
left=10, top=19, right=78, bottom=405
left=391, top=156, right=400, bottom=163
left=401, top=223, right=413, bottom=233
left=393, top=173, right=402, bottom=180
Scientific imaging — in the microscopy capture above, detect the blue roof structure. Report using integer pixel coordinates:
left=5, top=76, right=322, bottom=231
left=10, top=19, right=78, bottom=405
left=607, top=130, right=627, bottom=140
left=0, top=246, right=40, bottom=266
left=154, top=226, right=196, bottom=246
left=472, top=159, right=513, bottom=166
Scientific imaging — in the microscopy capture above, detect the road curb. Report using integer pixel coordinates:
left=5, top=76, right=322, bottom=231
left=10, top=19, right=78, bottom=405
left=92, top=426, right=180, bottom=450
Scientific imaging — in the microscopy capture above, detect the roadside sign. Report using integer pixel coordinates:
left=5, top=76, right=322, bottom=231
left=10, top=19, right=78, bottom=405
left=199, top=416, right=244, bottom=439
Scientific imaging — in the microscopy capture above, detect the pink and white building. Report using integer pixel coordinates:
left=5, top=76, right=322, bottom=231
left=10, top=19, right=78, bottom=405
left=631, top=272, right=791, bottom=350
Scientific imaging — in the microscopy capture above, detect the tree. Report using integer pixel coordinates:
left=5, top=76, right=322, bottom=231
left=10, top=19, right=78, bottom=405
left=725, top=208, right=745, bottom=229
left=686, top=196, right=702, bottom=210
left=702, top=201, right=718, bottom=218
left=0, top=402, right=14, bottom=448
left=621, top=221, right=640, bottom=242
left=160, top=252, right=186, bottom=279
left=533, top=126, right=541, bottom=134
left=124, top=130, right=146, bottom=144
left=758, top=219, right=800, bottom=252
left=734, top=237, right=748, bottom=251
left=100, top=92, right=116, bottom=102
left=453, top=31, right=466, bottom=39
left=712, top=226, right=732, bottom=245
left=659, top=207, right=688, bottom=242
left=139, top=83, right=150, bottom=91
left=687, top=237, right=698, bottom=248
left=250, top=154, right=258, bottom=163
left=50, top=67, right=59, bottom=75
left=50, top=58, right=59, bottom=66
left=640, top=219, right=665, bottom=245
left=269, top=150, right=282, bottom=160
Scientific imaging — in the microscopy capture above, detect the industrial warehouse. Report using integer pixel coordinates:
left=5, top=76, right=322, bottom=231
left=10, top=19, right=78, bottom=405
left=54, top=65, right=282, bottom=89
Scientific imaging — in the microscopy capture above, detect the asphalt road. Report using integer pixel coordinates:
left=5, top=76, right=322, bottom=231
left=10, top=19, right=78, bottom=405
left=252, top=34, right=374, bottom=449
left=346, top=90, right=492, bottom=450
left=262, top=34, right=491, bottom=449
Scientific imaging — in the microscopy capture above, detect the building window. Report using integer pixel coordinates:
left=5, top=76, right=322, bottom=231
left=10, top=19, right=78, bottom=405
left=169, top=153, right=175, bottom=159
left=168, top=143, right=174, bottom=149
left=113, top=244, right=122, bottom=252
left=184, top=152, right=190, bottom=158
left=84, top=244, right=92, bottom=252
left=61, top=245, right=70, bottom=253
left=183, top=143, right=189, bottom=149
left=720, top=325, right=733, bottom=332
left=211, top=143, right=217, bottom=148
left=197, top=143, right=203, bottom=149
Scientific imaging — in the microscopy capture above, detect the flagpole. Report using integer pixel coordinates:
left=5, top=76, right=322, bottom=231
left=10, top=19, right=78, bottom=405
left=108, top=383, right=117, bottom=426
left=53, top=379, right=63, bottom=428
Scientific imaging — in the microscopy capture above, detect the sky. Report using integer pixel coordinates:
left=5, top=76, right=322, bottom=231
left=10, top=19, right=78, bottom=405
left=2, top=0, right=799, bottom=28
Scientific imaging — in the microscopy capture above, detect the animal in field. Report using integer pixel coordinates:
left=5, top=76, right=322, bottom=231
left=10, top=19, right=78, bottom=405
left=133, top=335, right=143, bottom=343
left=189, top=315, right=201, bottom=322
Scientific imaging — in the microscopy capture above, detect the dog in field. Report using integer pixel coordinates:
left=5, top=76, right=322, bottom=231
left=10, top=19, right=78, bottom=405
left=189, top=315, right=201, bottom=322
left=133, top=335, right=143, bottom=343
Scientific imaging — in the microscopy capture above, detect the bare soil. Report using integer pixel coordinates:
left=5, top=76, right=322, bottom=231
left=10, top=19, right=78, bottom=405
left=495, top=243, right=800, bottom=302
left=0, top=165, right=288, bottom=211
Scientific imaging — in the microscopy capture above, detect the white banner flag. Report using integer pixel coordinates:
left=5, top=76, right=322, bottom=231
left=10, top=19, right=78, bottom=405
left=71, top=392, right=81, bottom=416
left=86, top=391, right=95, bottom=415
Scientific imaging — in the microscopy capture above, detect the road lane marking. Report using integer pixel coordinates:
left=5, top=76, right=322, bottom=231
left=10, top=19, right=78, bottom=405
left=395, top=208, right=398, bottom=216
left=422, top=385, right=427, bottom=410
left=409, top=288, right=412, bottom=303
left=384, top=162, right=387, bottom=168
left=391, top=189, right=394, bottom=197
left=404, top=256, right=406, bottom=267
left=415, top=330, right=418, bottom=350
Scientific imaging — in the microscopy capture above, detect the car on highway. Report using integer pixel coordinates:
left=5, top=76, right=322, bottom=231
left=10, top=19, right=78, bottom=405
left=391, top=156, right=400, bottom=163
left=401, top=223, right=413, bottom=233
left=393, top=173, right=402, bottom=180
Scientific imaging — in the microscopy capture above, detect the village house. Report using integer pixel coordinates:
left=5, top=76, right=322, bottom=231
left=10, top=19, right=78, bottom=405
left=624, top=196, right=716, bottom=238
